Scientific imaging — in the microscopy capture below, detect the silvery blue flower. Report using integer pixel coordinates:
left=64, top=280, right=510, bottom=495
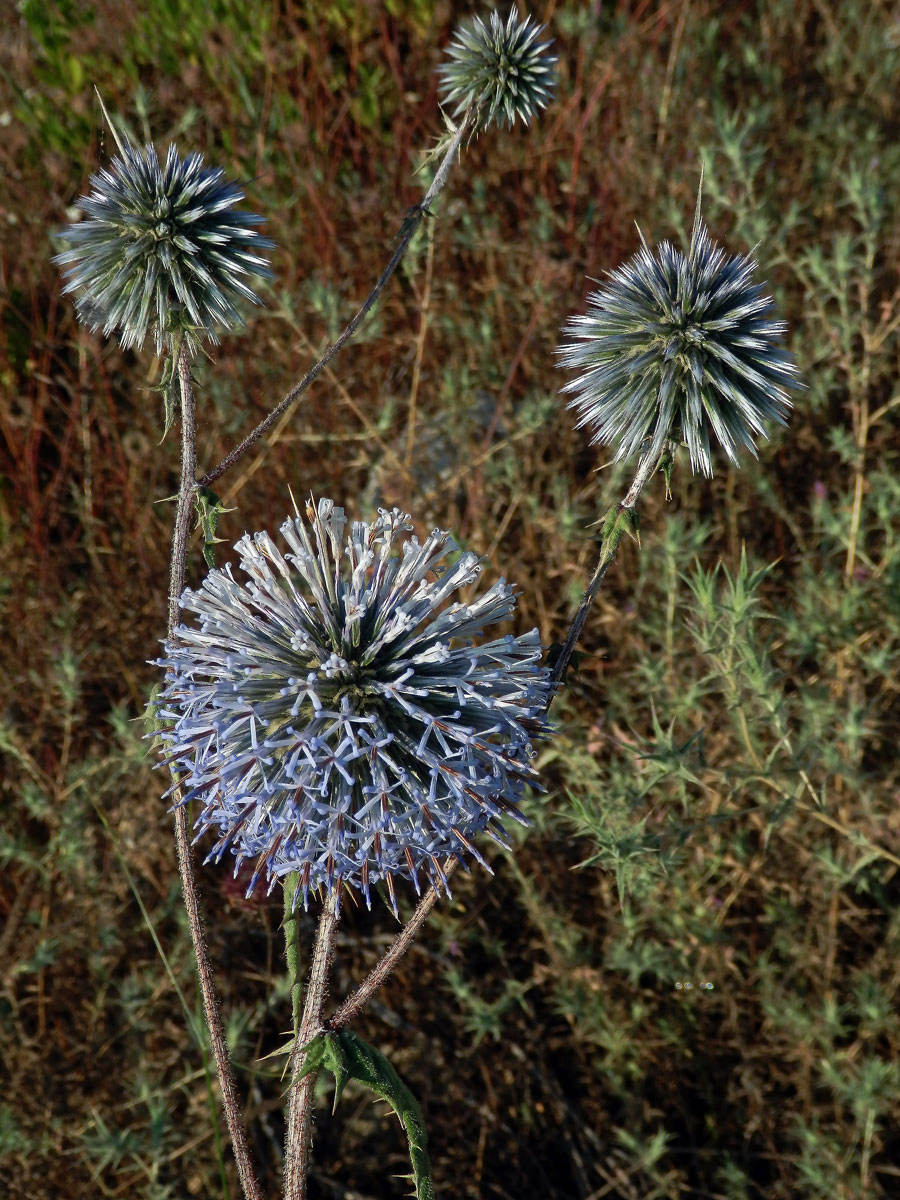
left=438, top=9, right=556, bottom=132
left=157, top=499, right=549, bottom=912
left=558, top=201, right=801, bottom=477
left=54, top=139, right=274, bottom=354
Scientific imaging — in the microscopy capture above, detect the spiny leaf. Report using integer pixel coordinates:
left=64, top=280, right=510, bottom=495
left=142, top=683, right=165, bottom=750
left=302, top=1031, right=433, bottom=1200
left=194, top=487, right=234, bottom=569
left=658, top=442, right=677, bottom=501
left=597, top=503, right=642, bottom=567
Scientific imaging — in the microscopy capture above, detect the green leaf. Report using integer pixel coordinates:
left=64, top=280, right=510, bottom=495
left=598, top=503, right=642, bottom=567
left=301, top=1031, right=433, bottom=1200
left=194, top=487, right=234, bottom=569
left=156, top=353, right=178, bottom=442
left=142, top=683, right=165, bottom=750
left=296, top=1032, right=328, bottom=1077
left=658, top=442, right=677, bottom=501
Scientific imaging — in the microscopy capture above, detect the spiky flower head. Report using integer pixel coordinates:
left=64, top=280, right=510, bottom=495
left=54, top=133, right=274, bottom=355
left=558, top=196, right=801, bottom=477
left=157, top=498, right=549, bottom=912
left=438, top=9, right=556, bottom=132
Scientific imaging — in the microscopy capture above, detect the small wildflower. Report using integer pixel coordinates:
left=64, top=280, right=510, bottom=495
left=157, top=499, right=549, bottom=912
left=54, top=135, right=274, bottom=355
left=438, top=9, right=556, bottom=132
left=558, top=194, right=801, bottom=477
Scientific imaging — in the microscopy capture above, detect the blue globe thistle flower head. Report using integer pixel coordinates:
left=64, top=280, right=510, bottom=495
left=438, top=9, right=556, bottom=132
left=558, top=197, right=802, bottom=477
left=157, top=498, right=550, bottom=913
left=54, top=136, right=274, bottom=355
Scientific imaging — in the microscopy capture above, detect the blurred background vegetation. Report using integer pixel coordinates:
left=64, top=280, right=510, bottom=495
left=2, top=1, right=899, bottom=1197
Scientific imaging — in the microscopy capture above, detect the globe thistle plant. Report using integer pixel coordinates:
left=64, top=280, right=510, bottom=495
left=438, top=9, right=556, bottom=132
left=157, top=499, right=549, bottom=912
left=55, top=134, right=274, bottom=355
left=558, top=197, right=801, bottom=477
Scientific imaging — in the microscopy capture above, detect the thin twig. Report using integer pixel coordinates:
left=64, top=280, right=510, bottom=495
left=549, top=452, right=658, bottom=691
left=198, top=111, right=472, bottom=490
left=326, top=862, right=459, bottom=1033
left=404, top=216, right=435, bottom=470
left=168, top=343, right=264, bottom=1200
left=284, top=890, right=342, bottom=1200
left=167, top=347, right=199, bottom=635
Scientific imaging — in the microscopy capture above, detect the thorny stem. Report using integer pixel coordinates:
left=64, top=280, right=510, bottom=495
left=284, top=890, right=341, bottom=1200
left=198, top=110, right=473, bottom=490
left=167, top=347, right=198, bottom=635
left=549, top=451, right=658, bottom=691
left=326, top=861, right=459, bottom=1032
left=168, top=342, right=264, bottom=1200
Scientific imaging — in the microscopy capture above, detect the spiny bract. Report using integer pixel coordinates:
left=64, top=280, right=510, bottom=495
left=558, top=198, right=801, bottom=477
left=438, top=9, right=556, bottom=132
left=55, top=139, right=274, bottom=354
left=157, top=499, right=549, bottom=912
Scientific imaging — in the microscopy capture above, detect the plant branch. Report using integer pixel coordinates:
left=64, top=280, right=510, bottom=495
left=198, top=110, right=472, bottom=490
left=326, top=862, right=459, bottom=1033
left=168, top=342, right=264, bottom=1200
left=549, top=451, right=658, bottom=692
left=284, top=890, right=342, bottom=1200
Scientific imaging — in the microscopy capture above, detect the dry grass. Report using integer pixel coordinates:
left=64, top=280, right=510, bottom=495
left=2, top=1, right=899, bottom=1197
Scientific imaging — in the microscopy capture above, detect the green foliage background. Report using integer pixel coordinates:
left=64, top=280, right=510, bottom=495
left=1, top=2, right=899, bottom=1197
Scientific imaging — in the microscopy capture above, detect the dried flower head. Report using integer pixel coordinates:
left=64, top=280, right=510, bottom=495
left=157, top=499, right=549, bottom=912
left=558, top=195, right=801, bottom=477
left=55, top=134, right=274, bottom=354
left=438, top=9, right=556, bottom=132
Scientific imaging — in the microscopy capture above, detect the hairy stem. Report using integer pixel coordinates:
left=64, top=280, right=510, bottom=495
left=168, top=342, right=264, bottom=1200
left=284, top=890, right=341, bottom=1200
left=166, top=348, right=198, bottom=636
left=326, top=862, right=458, bottom=1033
left=549, top=451, right=657, bottom=691
left=199, top=111, right=472, bottom=490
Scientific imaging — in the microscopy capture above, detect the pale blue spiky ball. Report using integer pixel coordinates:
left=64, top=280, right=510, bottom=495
left=558, top=206, right=802, bottom=477
left=438, top=9, right=556, bottom=132
left=157, top=499, right=549, bottom=911
left=55, top=140, right=274, bottom=354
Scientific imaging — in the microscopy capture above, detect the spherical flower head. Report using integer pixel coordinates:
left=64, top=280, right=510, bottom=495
left=157, top=498, right=550, bottom=912
left=438, top=9, right=556, bottom=132
left=54, top=138, right=274, bottom=355
left=558, top=199, right=802, bottom=477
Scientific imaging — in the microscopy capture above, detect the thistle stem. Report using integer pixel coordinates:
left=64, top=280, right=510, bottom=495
left=620, top=451, right=658, bottom=511
left=326, top=862, right=459, bottom=1033
left=284, top=890, right=341, bottom=1200
left=199, top=110, right=473, bottom=490
left=549, top=451, right=657, bottom=692
left=168, top=342, right=263, bottom=1200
